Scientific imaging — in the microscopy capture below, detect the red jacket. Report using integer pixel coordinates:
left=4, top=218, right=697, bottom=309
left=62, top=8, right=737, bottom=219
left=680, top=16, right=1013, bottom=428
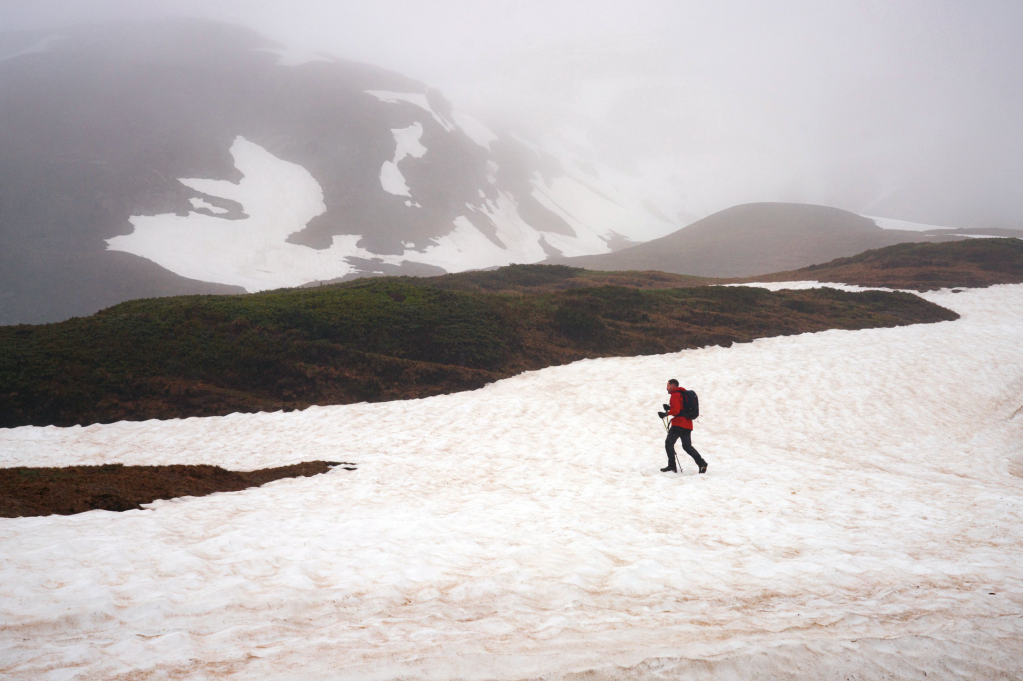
left=667, top=387, right=693, bottom=430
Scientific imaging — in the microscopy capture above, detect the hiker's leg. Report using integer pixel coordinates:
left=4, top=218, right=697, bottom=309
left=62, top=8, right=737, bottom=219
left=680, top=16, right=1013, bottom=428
left=680, top=428, right=706, bottom=467
left=663, top=427, right=681, bottom=470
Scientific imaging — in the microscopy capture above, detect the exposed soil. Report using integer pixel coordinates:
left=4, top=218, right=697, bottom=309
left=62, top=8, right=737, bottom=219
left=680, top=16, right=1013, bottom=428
left=0, top=460, right=351, bottom=518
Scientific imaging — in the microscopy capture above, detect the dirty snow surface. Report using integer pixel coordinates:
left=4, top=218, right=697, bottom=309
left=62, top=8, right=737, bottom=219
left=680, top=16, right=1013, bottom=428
left=3, top=285, right=1023, bottom=680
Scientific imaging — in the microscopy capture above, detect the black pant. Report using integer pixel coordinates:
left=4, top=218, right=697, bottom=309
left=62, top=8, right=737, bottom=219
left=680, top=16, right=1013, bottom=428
left=665, top=426, right=705, bottom=470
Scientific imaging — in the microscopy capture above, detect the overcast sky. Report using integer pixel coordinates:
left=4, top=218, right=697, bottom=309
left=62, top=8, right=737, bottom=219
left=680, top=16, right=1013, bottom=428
left=2, top=0, right=1021, bottom=224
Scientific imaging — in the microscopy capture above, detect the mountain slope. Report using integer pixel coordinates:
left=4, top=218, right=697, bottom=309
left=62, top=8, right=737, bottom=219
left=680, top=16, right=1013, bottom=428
left=548, top=202, right=960, bottom=277
left=0, top=20, right=680, bottom=325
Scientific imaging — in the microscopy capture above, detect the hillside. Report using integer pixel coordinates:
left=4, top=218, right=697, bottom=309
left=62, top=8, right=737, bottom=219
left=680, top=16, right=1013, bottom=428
left=0, top=278, right=955, bottom=428
left=0, top=20, right=679, bottom=325
left=548, top=202, right=958, bottom=277
left=744, top=238, right=1023, bottom=290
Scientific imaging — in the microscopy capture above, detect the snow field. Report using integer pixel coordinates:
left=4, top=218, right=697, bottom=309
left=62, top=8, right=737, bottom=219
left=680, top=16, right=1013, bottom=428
left=2, top=285, right=1022, bottom=680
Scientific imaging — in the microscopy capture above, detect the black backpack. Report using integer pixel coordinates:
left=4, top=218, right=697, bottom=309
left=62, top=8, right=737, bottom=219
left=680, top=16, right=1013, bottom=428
left=681, top=390, right=700, bottom=420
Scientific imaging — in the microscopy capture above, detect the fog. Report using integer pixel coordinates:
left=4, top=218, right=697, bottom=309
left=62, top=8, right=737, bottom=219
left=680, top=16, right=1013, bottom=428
left=4, top=0, right=1022, bottom=226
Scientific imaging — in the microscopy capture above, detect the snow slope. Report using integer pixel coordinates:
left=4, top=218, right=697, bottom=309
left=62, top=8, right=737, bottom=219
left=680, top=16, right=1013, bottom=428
left=107, top=133, right=670, bottom=291
left=2, top=285, right=1022, bottom=680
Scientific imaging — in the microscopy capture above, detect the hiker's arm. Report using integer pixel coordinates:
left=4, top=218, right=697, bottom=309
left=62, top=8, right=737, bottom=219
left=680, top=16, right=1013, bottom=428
left=667, top=395, right=681, bottom=417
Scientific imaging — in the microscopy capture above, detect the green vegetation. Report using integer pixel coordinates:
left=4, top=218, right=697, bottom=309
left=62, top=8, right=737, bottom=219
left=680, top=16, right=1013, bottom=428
left=0, top=270, right=958, bottom=427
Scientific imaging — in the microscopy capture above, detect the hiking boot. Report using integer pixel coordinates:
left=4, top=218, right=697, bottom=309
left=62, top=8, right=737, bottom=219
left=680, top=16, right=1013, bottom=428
left=698, top=463, right=708, bottom=474
left=660, top=465, right=678, bottom=473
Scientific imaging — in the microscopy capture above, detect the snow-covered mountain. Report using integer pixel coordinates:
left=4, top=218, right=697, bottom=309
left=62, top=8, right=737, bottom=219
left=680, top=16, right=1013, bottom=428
left=0, top=20, right=681, bottom=325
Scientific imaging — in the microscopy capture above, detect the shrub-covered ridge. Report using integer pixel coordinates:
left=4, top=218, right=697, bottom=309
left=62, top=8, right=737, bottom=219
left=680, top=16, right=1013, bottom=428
left=0, top=275, right=958, bottom=427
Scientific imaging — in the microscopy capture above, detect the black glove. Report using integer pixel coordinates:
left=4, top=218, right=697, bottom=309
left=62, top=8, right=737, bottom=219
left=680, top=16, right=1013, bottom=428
left=662, top=404, right=670, bottom=412
left=657, top=411, right=667, bottom=419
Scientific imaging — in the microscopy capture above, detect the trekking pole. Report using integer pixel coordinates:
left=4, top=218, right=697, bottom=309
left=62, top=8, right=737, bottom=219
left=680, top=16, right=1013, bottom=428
left=662, top=415, right=681, bottom=472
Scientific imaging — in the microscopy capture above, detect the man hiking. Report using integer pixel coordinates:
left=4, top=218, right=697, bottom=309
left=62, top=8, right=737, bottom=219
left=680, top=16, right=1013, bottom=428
left=658, top=379, right=708, bottom=474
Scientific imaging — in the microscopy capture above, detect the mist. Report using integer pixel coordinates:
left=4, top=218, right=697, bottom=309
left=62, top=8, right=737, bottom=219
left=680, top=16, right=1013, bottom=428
left=3, top=0, right=1021, bottom=226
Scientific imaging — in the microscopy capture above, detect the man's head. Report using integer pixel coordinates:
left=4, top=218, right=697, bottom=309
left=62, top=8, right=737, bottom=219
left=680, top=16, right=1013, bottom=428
left=667, top=378, right=679, bottom=392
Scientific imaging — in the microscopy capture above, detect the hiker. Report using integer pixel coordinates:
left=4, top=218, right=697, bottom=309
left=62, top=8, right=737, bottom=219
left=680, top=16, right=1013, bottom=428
left=657, top=379, right=708, bottom=474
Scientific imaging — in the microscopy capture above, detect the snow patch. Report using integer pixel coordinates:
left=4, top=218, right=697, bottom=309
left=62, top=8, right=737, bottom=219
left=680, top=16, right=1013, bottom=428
left=452, top=111, right=498, bottom=149
left=380, top=123, right=427, bottom=197
left=365, top=90, right=455, bottom=131
left=867, top=215, right=948, bottom=232
left=729, top=281, right=889, bottom=293
left=398, top=193, right=548, bottom=271
left=949, top=233, right=1021, bottom=239
left=107, top=136, right=379, bottom=291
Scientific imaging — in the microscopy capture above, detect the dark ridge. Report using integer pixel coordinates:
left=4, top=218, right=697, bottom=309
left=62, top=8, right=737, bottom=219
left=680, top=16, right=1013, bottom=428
left=388, top=263, right=718, bottom=293
left=0, top=276, right=957, bottom=428
left=739, top=238, right=1023, bottom=291
left=0, top=460, right=348, bottom=518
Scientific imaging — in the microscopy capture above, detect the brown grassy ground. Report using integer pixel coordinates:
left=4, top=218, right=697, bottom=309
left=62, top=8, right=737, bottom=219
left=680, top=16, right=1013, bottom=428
left=0, top=461, right=350, bottom=518
left=737, top=238, right=1023, bottom=290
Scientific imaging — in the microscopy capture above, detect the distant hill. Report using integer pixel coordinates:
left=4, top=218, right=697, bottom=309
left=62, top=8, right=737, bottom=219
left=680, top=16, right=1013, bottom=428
left=547, top=203, right=963, bottom=277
